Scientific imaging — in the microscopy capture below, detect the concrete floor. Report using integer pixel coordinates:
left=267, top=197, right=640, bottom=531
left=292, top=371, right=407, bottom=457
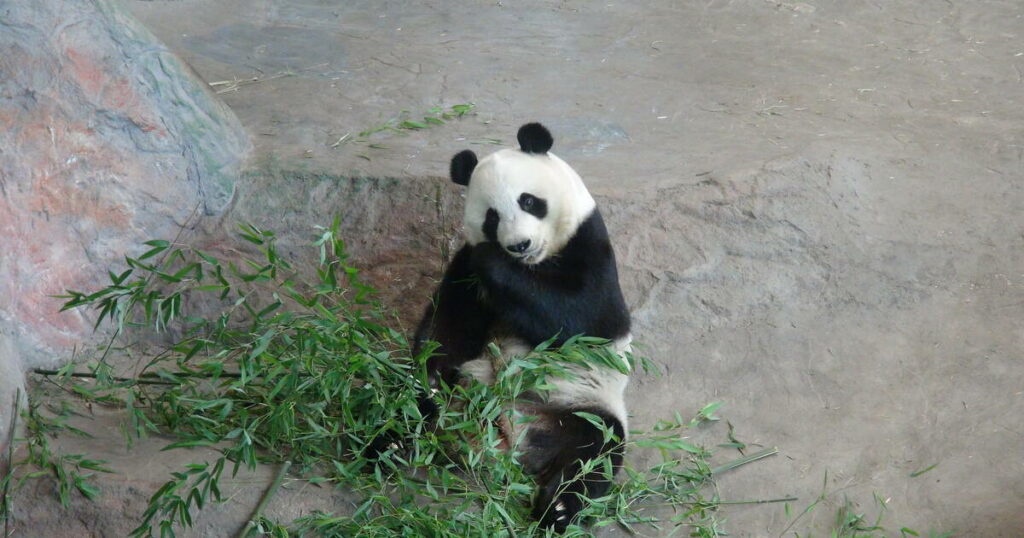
left=123, top=1, right=1023, bottom=535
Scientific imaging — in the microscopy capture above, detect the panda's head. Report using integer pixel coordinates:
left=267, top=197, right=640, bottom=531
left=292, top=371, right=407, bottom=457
left=450, top=123, right=596, bottom=265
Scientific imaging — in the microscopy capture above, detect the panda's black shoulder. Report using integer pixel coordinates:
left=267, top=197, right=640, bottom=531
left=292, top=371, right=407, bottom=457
left=550, top=208, right=616, bottom=269
left=541, top=207, right=631, bottom=338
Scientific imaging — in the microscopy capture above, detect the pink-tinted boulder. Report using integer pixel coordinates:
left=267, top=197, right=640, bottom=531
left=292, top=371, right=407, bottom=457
left=0, top=0, right=250, bottom=450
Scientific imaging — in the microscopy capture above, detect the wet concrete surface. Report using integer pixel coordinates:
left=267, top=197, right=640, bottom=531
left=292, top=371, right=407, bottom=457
left=120, top=1, right=1024, bottom=535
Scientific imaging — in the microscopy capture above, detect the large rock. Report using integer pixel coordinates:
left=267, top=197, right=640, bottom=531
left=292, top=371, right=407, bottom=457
left=0, top=0, right=250, bottom=452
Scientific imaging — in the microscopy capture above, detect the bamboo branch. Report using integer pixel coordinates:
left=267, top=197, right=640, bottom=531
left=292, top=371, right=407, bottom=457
left=237, top=460, right=292, bottom=538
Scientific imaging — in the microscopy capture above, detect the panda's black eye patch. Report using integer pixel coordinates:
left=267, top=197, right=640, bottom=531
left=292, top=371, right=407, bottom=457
left=483, top=208, right=500, bottom=243
left=518, top=193, right=548, bottom=219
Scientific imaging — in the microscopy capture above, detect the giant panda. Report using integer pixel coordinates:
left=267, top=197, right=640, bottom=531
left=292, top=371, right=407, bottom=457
left=413, top=122, right=633, bottom=532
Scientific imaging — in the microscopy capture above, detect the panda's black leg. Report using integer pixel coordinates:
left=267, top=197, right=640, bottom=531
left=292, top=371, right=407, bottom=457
left=365, top=243, right=494, bottom=462
left=530, top=408, right=625, bottom=532
left=366, top=354, right=469, bottom=457
left=415, top=362, right=462, bottom=423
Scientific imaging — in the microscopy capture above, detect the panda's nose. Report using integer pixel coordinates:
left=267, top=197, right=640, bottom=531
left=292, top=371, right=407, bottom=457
left=506, top=240, right=531, bottom=254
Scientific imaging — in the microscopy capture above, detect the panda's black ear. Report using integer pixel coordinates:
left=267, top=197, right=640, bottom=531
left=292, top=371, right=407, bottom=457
left=450, top=149, right=477, bottom=186
left=517, top=122, right=553, bottom=154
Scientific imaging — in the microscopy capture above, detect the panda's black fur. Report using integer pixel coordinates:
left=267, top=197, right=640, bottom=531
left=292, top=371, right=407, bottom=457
left=413, top=123, right=631, bottom=532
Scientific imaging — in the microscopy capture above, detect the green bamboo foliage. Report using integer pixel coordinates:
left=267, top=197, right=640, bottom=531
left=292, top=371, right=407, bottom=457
left=10, top=219, right=771, bottom=537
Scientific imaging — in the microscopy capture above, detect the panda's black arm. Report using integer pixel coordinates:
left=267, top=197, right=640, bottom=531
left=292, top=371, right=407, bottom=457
left=364, top=246, right=493, bottom=459
left=470, top=239, right=629, bottom=344
left=414, top=244, right=495, bottom=385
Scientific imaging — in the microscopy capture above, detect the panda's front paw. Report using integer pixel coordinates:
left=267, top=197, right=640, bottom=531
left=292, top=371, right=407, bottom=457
left=534, top=491, right=584, bottom=533
left=364, top=387, right=440, bottom=464
left=363, top=430, right=405, bottom=462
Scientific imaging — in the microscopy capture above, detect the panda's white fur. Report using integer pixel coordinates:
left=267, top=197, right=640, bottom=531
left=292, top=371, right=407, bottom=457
left=461, top=334, right=632, bottom=433
left=414, top=123, right=633, bottom=532
left=459, top=145, right=630, bottom=429
left=462, top=149, right=596, bottom=264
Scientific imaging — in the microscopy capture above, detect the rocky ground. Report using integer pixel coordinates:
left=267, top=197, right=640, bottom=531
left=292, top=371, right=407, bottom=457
left=10, top=0, right=1024, bottom=536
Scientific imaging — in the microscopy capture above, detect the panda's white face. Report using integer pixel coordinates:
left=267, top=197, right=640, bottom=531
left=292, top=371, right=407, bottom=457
left=463, top=149, right=596, bottom=265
